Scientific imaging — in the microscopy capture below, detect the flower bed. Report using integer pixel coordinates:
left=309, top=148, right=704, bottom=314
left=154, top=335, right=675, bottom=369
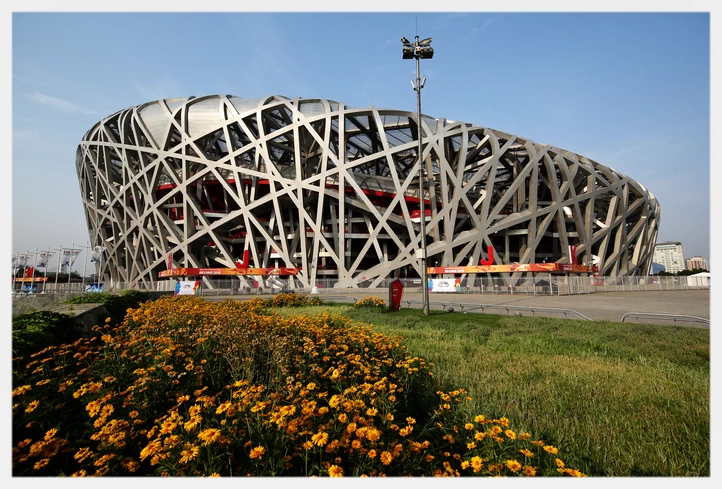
left=12, top=296, right=583, bottom=477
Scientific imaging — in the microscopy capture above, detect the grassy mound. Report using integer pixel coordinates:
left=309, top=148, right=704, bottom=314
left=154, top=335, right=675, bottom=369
left=12, top=296, right=581, bottom=477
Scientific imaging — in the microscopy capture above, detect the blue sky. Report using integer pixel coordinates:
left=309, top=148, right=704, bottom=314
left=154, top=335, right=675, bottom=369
left=9, top=10, right=711, bottom=273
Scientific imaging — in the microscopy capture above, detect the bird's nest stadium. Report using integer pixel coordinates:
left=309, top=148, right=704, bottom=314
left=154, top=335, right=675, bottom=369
left=76, top=95, right=660, bottom=290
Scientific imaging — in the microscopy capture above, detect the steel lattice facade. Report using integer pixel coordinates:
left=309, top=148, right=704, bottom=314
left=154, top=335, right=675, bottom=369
left=76, top=95, right=660, bottom=288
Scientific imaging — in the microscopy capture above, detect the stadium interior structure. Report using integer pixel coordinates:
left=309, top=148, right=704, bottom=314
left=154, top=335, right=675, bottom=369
left=76, top=95, right=660, bottom=289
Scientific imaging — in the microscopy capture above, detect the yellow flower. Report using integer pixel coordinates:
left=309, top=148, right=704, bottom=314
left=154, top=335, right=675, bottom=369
left=466, top=442, right=476, bottom=450
left=13, top=385, right=32, bottom=397
left=524, top=465, right=536, bottom=476
left=499, top=417, right=510, bottom=427
left=505, top=429, right=516, bottom=440
left=44, top=428, right=58, bottom=441
left=380, top=451, right=393, bottom=465
left=302, top=441, right=313, bottom=450
left=366, top=407, right=378, bottom=416
left=519, top=432, right=531, bottom=441
left=461, top=461, right=470, bottom=469
left=328, top=465, right=344, bottom=477
left=311, top=431, right=329, bottom=447
left=555, top=458, right=565, bottom=468
left=179, top=444, right=199, bottom=464
left=474, top=414, right=485, bottom=423
left=464, top=423, right=474, bottom=430
left=399, top=426, right=413, bottom=437
left=506, top=459, right=522, bottom=472
left=25, top=400, right=40, bottom=413
left=249, top=446, right=265, bottom=459
left=474, top=431, right=485, bottom=441
left=519, top=449, right=534, bottom=457
left=367, top=449, right=377, bottom=459
left=197, top=428, right=222, bottom=446
left=531, top=440, right=544, bottom=447
left=543, top=445, right=559, bottom=454
left=34, top=458, right=50, bottom=470
left=471, top=456, right=483, bottom=473
left=406, top=417, right=416, bottom=425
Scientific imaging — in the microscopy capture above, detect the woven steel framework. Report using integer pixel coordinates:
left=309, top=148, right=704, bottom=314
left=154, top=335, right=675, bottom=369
left=76, top=95, right=660, bottom=288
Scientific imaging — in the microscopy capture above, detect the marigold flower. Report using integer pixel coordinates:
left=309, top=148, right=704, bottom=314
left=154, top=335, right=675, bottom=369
left=328, top=465, right=344, bottom=477
left=461, top=461, right=470, bottom=469
left=249, top=446, right=265, bottom=459
left=519, top=449, right=534, bottom=457
left=505, top=429, right=517, bottom=440
left=555, top=458, right=565, bottom=468
left=499, top=417, right=510, bottom=427
left=543, top=445, right=559, bottom=454
left=471, top=456, right=483, bottom=473
left=380, top=451, right=393, bottom=465
left=524, top=465, right=537, bottom=476
left=197, top=428, right=222, bottom=446
left=466, top=442, right=476, bottom=450
left=311, top=431, right=329, bottom=447
left=506, top=459, right=522, bottom=472
left=464, top=423, right=474, bottom=430
left=406, top=417, right=416, bottom=425
left=367, top=449, right=377, bottom=458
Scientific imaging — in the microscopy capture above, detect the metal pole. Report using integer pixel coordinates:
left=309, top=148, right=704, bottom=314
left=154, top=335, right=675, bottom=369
left=31, top=248, right=38, bottom=292
left=68, top=242, right=74, bottom=291
left=43, top=248, right=51, bottom=293
left=415, top=37, right=430, bottom=316
left=13, top=251, right=19, bottom=291
left=55, top=245, right=62, bottom=292
left=82, top=241, right=89, bottom=292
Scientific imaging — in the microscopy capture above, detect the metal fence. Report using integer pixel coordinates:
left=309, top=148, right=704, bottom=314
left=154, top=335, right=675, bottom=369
left=15, top=275, right=708, bottom=298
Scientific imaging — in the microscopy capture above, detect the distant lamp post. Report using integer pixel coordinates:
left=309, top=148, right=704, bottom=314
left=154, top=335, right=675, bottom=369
left=401, top=35, right=433, bottom=316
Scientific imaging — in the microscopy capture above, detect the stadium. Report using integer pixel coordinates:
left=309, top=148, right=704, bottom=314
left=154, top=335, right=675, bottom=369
left=75, top=94, right=660, bottom=289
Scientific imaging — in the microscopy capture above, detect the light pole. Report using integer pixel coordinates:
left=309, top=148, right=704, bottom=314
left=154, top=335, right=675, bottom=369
left=401, top=35, right=433, bottom=316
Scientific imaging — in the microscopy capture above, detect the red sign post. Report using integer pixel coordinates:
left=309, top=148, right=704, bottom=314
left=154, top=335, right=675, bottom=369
left=389, top=279, right=404, bottom=312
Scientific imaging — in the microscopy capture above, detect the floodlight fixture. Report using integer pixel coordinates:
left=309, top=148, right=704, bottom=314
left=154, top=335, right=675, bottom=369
left=401, top=34, right=434, bottom=316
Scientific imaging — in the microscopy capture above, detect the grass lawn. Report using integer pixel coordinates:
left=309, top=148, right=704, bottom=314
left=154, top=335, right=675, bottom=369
left=275, top=303, right=710, bottom=476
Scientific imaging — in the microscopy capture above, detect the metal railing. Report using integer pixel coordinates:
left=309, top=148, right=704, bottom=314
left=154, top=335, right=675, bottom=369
left=16, top=274, right=709, bottom=298
left=620, top=312, right=710, bottom=326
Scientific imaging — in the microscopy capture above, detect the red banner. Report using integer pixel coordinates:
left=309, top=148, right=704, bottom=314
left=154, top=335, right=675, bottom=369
left=159, top=267, right=298, bottom=278
left=428, top=263, right=598, bottom=274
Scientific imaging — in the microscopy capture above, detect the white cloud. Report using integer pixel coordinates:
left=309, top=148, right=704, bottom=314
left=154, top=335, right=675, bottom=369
left=26, top=91, right=99, bottom=114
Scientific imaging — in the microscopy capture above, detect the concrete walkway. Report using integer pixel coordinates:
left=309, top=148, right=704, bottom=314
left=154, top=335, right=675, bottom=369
left=206, top=289, right=710, bottom=328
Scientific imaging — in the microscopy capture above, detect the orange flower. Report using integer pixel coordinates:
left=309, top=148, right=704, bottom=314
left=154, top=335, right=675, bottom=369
left=380, top=451, right=393, bottom=465
left=328, top=465, right=344, bottom=477
left=249, top=446, right=265, bottom=460
left=506, top=459, right=522, bottom=472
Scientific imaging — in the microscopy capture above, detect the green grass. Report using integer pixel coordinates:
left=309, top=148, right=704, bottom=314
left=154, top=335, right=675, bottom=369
left=274, top=303, right=710, bottom=476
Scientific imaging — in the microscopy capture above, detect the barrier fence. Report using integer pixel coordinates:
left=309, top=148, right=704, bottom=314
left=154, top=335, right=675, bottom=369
left=17, top=274, right=708, bottom=297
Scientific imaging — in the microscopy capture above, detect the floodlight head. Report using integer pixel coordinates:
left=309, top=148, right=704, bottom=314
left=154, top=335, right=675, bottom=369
left=419, top=37, right=432, bottom=46
left=402, top=45, right=415, bottom=59
left=400, top=36, right=410, bottom=44
left=417, top=46, right=434, bottom=59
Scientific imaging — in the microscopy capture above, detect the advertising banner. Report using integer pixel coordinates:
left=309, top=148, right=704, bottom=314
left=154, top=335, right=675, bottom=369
left=36, top=251, right=53, bottom=268
left=428, top=263, right=598, bottom=274
left=85, top=283, right=105, bottom=293
left=159, top=267, right=298, bottom=278
left=429, top=278, right=461, bottom=293
left=175, top=280, right=200, bottom=296
left=91, top=246, right=106, bottom=263
left=16, top=254, right=28, bottom=269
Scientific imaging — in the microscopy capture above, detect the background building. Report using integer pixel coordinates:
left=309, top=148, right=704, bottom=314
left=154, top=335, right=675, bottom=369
left=653, top=241, right=686, bottom=274
left=76, top=95, right=661, bottom=288
left=686, top=256, right=708, bottom=270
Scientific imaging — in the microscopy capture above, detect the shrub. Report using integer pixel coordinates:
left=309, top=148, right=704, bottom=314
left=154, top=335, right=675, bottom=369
left=11, top=297, right=583, bottom=477
left=354, top=297, right=386, bottom=309
left=12, top=311, right=82, bottom=358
